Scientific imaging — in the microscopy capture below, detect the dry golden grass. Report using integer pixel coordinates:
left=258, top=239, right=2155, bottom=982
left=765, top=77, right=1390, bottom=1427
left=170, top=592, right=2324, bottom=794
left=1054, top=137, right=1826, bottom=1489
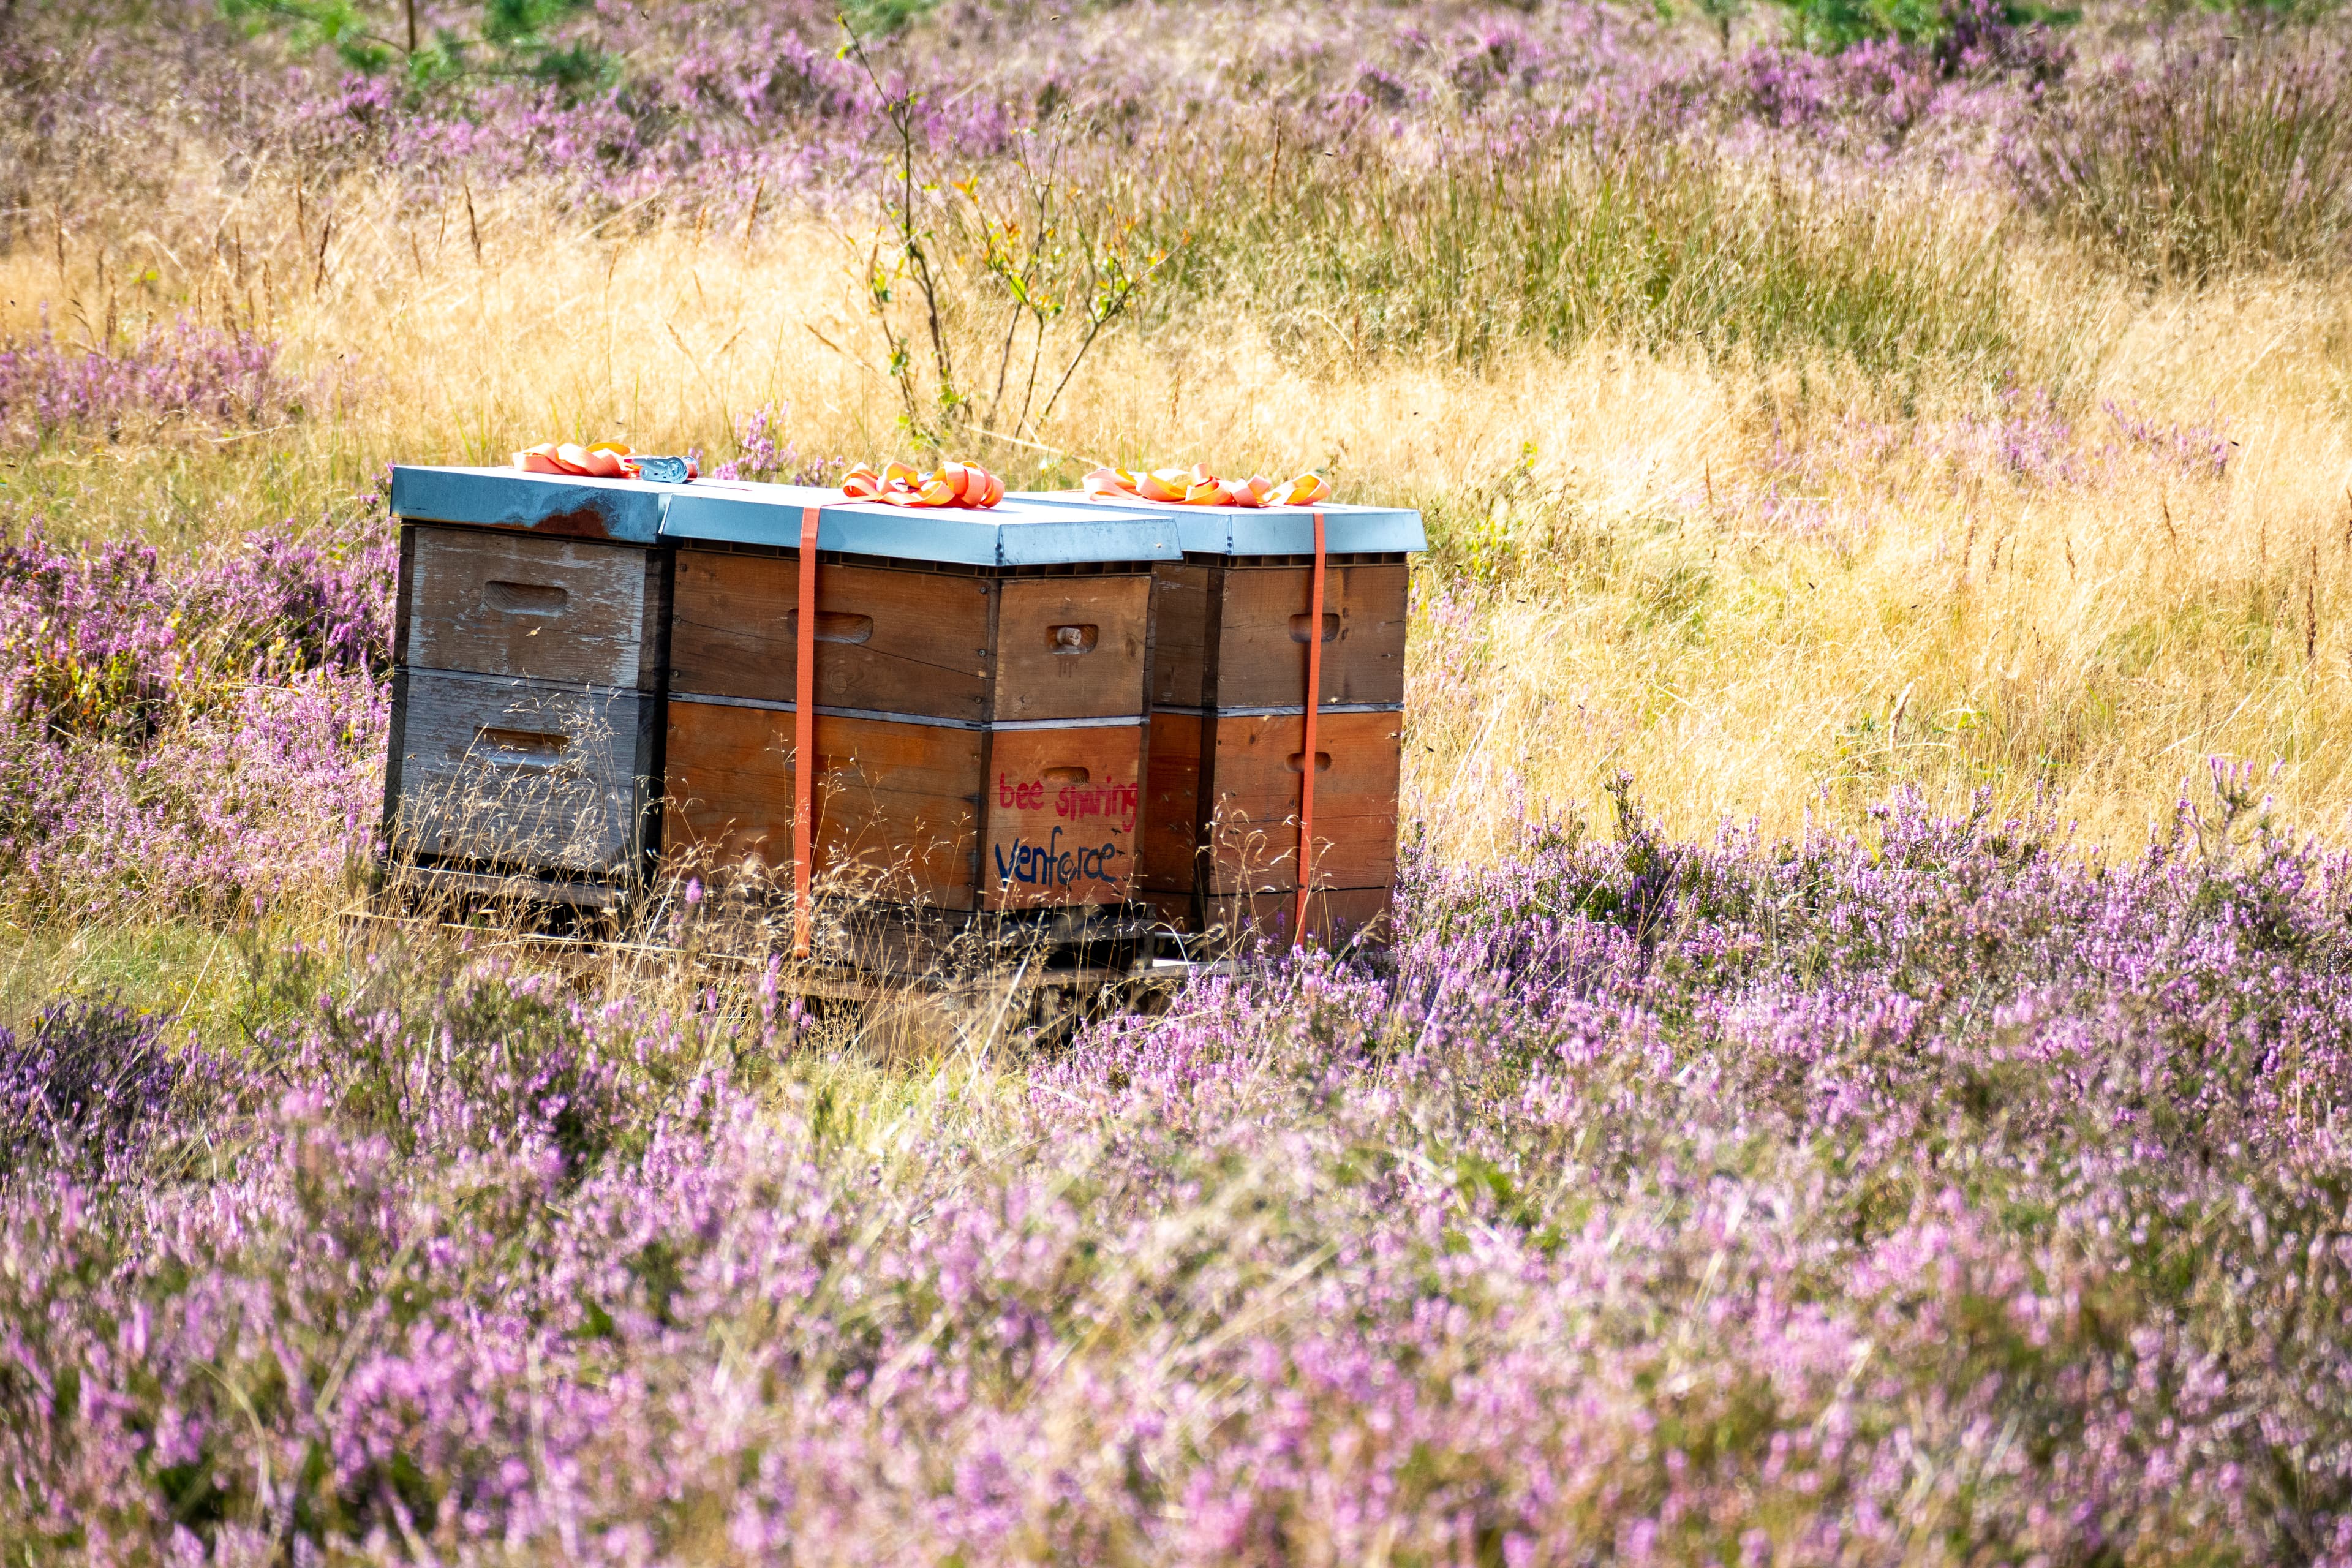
left=10, top=174, right=2352, bottom=869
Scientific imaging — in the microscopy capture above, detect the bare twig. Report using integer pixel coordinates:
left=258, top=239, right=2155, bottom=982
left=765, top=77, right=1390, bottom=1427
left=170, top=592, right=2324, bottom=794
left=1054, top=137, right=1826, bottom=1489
left=842, top=23, right=958, bottom=446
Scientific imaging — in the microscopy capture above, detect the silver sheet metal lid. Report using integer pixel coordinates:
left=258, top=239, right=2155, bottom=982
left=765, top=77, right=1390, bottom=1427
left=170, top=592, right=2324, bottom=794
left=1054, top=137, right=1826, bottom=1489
left=658, top=481, right=1179, bottom=567
left=386, top=467, right=1414, bottom=562
left=390, top=465, right=693, bottom=545
left=395, top=467, right=1176, bottom=565
left=1008, top=491, right=1427, bottom=556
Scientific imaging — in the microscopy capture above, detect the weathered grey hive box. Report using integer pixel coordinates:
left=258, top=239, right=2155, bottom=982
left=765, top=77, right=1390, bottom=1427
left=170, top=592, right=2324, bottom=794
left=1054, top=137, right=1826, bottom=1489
left=1023, top=494, right=1425, bottom=945
left=655, top=484, right=1178, bottom=912
left=384, top=467, right=699, bottom=900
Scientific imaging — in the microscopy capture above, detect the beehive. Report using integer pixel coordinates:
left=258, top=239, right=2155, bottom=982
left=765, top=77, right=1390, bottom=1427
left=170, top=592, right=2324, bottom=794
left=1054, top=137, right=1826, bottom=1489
left=1044, top=498, right=1426, bottom=946
left=654, top=486, right=1177, bottom=914
left=383, top=467, right=692, bottom=906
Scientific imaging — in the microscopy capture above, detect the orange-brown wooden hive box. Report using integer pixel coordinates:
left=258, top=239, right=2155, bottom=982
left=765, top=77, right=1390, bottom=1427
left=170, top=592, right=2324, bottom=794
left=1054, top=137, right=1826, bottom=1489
left=654, top=487, right=1179, bottom=915
left=1024, top=497, right=1425, bottom=948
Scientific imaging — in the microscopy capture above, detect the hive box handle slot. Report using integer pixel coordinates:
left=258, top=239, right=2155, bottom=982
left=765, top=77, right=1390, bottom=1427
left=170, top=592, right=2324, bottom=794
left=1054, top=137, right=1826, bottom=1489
left=484, top=580, right=569, bottom=615
left=1286, top=752, right=1333, bottom=774
left=1289, top=612, right=1340, bottom=644
left=473, top=726, right=571, bottom=762
left=1042, top=766, right=1090, bottom=784
left=1049, top=624, right=1099, bottom=655
left=782, top=610, right=875, bottom=644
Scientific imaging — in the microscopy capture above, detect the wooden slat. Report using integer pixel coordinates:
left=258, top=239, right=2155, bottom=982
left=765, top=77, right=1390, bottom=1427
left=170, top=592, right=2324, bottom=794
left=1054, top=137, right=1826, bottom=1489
left=1202, top=710, right=1401, bottom=895
left=981, top=725, right=1143, bottom=910
left=1204, top=888, right=1396, bottom=948
left=664, top=703, right=982, bottom=909
left=388, top=668, right=655, bottom=874
left=383, top=537, right=418, bottom=850
left=1140, top=709, right=1205, bottom=895
left=1137, top=889, right=1196, bottom=933
left=992, top=576, right=1153, bottom=721
left=402, top=526, right=663, bottom=689
left=385, top=863, right=630, bottom=911
left=392, top=526, right=418, bottom=666
left=1210, top=562, right=1409, bottom=709
left=1149, top=562, right=1216, bottom=709
left=669, top=551, right=992, bottom=721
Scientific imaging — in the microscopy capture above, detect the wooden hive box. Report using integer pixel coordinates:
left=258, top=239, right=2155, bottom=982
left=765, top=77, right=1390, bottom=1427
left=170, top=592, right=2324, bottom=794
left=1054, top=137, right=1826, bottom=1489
left=654, top=486, right=1178, bottom=919
left=383, top=466, right=692, bottom=906
left=1025, top=496, right=1424, bottom=947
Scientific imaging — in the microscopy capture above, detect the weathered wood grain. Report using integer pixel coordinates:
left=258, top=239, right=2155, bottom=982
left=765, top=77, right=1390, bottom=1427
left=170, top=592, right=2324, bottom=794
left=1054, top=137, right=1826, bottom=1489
left=991, top=576, right=1153, bottom=722
left=664, top=701, right=983, bottom=909
left=1201, top=709, right=1403, bottom=894
left=1205, top=888, right=1396, bottom=948
left=385, top=862, right=631, bottom=913
left=393, top=526, right=418, bottom=668
left=981, top=725, right=1143, bottom=909
left=1140, top=709, right=1206, bottom=895
left=1137, top=889, right=1196, bottom=933
left=1210, top=563, right=1409, bottom=709
left=401, top=526, right=666, bottom=689
left=1148, top=563, right=1216, bottom=710
left=388, top=668, right=655, bottom=874
left=669, top=552, right=993, bottom=720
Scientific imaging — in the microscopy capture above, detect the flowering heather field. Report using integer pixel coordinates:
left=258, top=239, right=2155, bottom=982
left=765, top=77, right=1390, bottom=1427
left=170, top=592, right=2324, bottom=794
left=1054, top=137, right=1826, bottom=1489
left=0, top=496, right=391, bottom=924
left=11, top=787, right=2352, bottom=1561
left=5, top=0, right=2352, bottom=1561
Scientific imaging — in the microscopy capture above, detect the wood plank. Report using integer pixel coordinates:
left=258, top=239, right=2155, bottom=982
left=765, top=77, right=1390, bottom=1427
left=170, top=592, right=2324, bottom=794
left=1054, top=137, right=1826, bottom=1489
left=1137, top=889, right=1196, bottom=933
left=669, top=551, right=992, bottom=721
left=402, top=526, right=662, bottom=689
left=1148, top=562, right=1216, bottom=709
left=1140, top=709, right=1205, bottom=895
left=389, top=668, right=655, bottom=874
left=1203, top=888, right=1396, bottom=948
left=385, top=862, right=629, bottom=912
left=981, top=725, right=1143, bottom=910
left=664, top=702, right=982, bottom=909
left=382, top=556, right=416, bottom=846
left=992, top=576, right=1153, bottom=721
left=392, top=526, right=417, bottom=666
left=1211, top=563, right=1409, bottom=709
left=1203, top=710, right=1402, bottom=894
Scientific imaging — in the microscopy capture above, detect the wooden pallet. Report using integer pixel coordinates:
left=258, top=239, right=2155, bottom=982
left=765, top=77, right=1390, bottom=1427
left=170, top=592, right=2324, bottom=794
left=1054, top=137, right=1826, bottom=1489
left=352, top=870, right=1190, bottom=1028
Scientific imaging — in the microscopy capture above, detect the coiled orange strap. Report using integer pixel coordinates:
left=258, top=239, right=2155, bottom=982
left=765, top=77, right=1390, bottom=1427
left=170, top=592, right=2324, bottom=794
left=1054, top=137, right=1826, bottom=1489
left=1295, top=509, right=1325, bottom=949
left=794, top=506, right=818, bottom=959
left=842, top=461, right=1004, bottom=508
left=1083, top=462, right=1329, bottom=508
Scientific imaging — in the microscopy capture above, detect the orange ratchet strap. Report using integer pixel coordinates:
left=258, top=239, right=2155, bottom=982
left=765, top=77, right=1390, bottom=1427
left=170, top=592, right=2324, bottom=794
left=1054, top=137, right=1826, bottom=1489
left=842, top=461, right=1004, bottom=508
left=1083, top=462, right=1328, bottom=508
left=1295, top=509, right=1325, bottom=949
left=794, top=506, right=818, bottom=959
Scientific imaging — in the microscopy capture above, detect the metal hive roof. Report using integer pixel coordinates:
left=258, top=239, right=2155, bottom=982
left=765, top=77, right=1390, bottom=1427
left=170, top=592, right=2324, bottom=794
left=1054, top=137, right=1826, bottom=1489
left=660, top=482, right=1180, bottom=566
left=386, top=467, right=1183, bottom=566
left=1008, top=492, right=1427, bottom=556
